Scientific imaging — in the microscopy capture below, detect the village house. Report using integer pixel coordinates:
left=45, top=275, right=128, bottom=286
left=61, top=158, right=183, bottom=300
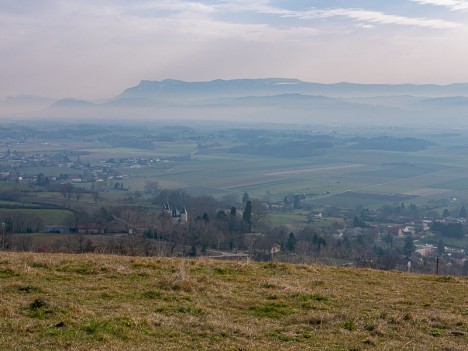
left=76, top=223, right=105, bottom=234
left=415, top=244, right=436, bottom=257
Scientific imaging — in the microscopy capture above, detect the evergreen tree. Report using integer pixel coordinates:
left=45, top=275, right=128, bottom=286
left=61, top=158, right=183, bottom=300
left=293, top=195, right=301, bottom=209
left=243, top=201, right=252, bottom=231
left=242, top=191, right=250, bottom=205
left=353, top=216, right=366, bottom=228
left=316, top=237, right=326, bottom=252
left=403, top=235, right=415, bottom=256
left=459, top=206, right=467, bottom=218
left=286, top=232, right=296, bottom=252
left=230, top=207, right=237, bottom=216
left=431, top=221, right=463, bottom=238
left=437, top=239, right=445, bottom=254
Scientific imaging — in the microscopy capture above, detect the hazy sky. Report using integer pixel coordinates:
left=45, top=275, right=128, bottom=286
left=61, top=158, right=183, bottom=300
left=1, top=0, right=468, bottom=100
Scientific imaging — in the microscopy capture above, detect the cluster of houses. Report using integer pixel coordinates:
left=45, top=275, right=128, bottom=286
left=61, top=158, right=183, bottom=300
left=383, top=218, right=466, bottom=266
left=103, top=157, right=168, bottom=169
left=0, top=147, right=175, bottom=187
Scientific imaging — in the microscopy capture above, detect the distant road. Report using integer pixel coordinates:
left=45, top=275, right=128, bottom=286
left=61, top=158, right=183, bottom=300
left=265, top=164, right=364, bottom=176
left=190, top=149, right=199, bottom=159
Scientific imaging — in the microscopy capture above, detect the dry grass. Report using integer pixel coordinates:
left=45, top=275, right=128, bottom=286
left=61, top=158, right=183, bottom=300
left=0, top=252, right=467, bottom=351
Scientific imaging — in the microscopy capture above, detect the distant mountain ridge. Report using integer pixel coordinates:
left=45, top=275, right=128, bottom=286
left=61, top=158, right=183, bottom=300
left=51, top=98, right=96, bottom=108
left=4, top=78, right=468, bottom=127
left=118, top=78, right=468, bottom=100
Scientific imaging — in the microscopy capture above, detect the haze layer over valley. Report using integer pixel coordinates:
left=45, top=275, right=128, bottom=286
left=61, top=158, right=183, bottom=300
left=2, top=78, right=468, bottom=127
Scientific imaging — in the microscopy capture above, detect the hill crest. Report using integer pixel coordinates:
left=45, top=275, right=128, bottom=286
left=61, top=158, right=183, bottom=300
left=1, top=252, right=466, bottom=350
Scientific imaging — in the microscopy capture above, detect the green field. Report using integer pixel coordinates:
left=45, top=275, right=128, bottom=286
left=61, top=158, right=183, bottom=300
left=0, top=209, right=72, bottom=225
left=141, top=148, right=468, bottom=210
left=269, top=212, right=309, bottom=226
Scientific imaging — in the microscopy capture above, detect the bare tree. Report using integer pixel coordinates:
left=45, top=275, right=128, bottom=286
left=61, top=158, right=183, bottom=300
left=1, top=222, right=11, bottom=250
left=169, top=224, right=189, bottom=256
left=250, top=199, right=270, bottom=232
left=116, top=206, right=144, bottom=234
left=66, top=207, right=90, bottom=233
left=74, top=187, right=84, bottom=202
left=92, top=191, right=99, bottom=204
left=144, top=181, right=159, bottom=195
left=13, top=235, right=33, bottom=252
left=60, top=183, right=73, bottom=201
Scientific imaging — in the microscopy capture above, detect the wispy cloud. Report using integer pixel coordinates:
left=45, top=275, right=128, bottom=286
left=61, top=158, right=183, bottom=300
left=215, top=2, right=460, bottom=29
left=307, top=8, right=461, bottom=29
left=121, top=1, right=460, bottom=30
left=411, top=0, right=468, bottom=11
left=129, top=1, right=216, bottom=15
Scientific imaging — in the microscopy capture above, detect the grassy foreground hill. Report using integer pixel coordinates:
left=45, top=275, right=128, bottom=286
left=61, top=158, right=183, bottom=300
left=0, top=253, right=466, bottom=351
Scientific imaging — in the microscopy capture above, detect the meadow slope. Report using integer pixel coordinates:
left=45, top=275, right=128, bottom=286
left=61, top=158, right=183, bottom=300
left=0, top=252, right=467, bottom=351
